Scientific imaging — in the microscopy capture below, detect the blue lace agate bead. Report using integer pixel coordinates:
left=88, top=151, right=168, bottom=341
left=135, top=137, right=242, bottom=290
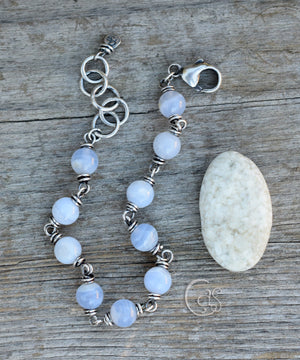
left=71, top=147, right=98, bottom=175
left=131, top=223, right=158, bottom=252
left=110, top=299, right=137, bottom=328
left=126, top=180, right=154, bottom=208
left=76, top=282, right=104, bottom=310
left=54, top=236, right=82, bottom=265
left=52, top=197, right=79, bottom=225
left=153, top=131, right=181, bottom=160
left=144, top=266, right=172, bottom=295
left=159, top=90, right=186, bottom=118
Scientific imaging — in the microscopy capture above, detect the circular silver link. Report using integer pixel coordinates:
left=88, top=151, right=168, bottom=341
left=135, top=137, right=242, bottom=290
left=84, top=129, right=99, bottom=144
left=99, top=97, right=129, bottom=126
left=123, top=209, right=136, bottom=226
left=44, top=223, right=56, bottom=237
left=80, top=70, right=111, bottom=98
left=149, top=163, right=160, bottom=177
left=81, top=55, right=109, bottom=84
left=89, top=314, right=103, bottom=326
left=144, top=299, right=158, bottom=313
left=87, top=71, right=108, bottom=100
left=96, top=84, right=120, bottom=99
left=168, top=63, right=182, bottom=77
left=91, top=85, right=120, bottom=111
left=92, top=112, right=121, bottom=139
left=77, top=182, right=91, bottom=198
left=80, top=70, right=108, bottom=98
left=81, top=263, right=94, bottom=276
left=80, top=70, right=102, bottom=97
left=162, top=249, right=174, bottom=263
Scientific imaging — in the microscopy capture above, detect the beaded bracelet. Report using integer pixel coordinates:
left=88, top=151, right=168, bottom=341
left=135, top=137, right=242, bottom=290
left=44, top=35, right=221, bottom=328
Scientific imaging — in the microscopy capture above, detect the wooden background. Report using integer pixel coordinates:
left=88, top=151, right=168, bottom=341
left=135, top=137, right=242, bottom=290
left=0, top=1, right=299, bottom=359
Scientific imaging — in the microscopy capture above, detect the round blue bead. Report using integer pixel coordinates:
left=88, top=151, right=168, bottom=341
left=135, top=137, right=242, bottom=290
left=126, top=180, right=154, bottom=208
left=153, top=131, right=181, bottom=160
left=52, top=197, right=79, bottom=225
left=144, top=266, right=172, bottom=295
left=71, top=147, right=98, bottom=175
left=131, top=223, right=158, bottom=252
left=110, top=299, right=137, bottom=328
left=54, top=236, right=82, bottom=264
left=159, top=90, right=186, bottom=118
left=76, top=282, right=104, bottom=310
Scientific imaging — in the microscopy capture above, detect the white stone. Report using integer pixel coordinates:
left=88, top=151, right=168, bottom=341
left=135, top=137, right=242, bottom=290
left=199, top=151, right=272, bottom=272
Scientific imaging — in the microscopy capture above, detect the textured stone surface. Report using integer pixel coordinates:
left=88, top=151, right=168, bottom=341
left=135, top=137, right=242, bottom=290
left=200, top=151, right=272, bottom=272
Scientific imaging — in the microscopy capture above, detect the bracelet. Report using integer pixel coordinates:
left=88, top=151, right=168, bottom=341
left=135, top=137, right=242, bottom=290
left=44, top=35, right=221, bottom=328
left=44, top=35, right=174, bottom=328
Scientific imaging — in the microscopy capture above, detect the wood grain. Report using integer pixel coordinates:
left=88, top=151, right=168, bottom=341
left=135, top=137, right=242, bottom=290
left=0, top=1, right=299, bottom=359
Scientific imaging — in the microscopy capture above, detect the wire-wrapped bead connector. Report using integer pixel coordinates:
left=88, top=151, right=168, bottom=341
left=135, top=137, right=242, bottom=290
left=135, top=303, right=144, bottom=317
left=150, top=242, right=164, bottom=256
left=49, top=232, right=62, bottom=245
left=103, top=312, right=114, bottom=326
left=152, top=155, right=166, bottom=166
left=73, top=256, right=86, bottom=268
left=128, top=219, right=138, bottom=233
left=143, top=175, right=155, bottom=186
left=148, top=293, right=161, bottom=301
left=71, top=194, right=83, bottom=207
left=77, top=174, right=91, bottom=183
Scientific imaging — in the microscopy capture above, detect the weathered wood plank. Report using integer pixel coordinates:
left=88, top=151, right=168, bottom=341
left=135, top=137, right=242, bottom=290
left=0, top=1, right=299, bottom=122
left=0, top=0, right=299, bottom=359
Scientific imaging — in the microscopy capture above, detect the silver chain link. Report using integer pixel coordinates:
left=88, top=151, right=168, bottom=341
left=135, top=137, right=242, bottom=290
left=80, top=35, right=129, bottom=143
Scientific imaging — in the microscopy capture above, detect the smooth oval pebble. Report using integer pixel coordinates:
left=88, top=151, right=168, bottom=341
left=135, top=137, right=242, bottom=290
left=199, top=151, right=272, bottom=272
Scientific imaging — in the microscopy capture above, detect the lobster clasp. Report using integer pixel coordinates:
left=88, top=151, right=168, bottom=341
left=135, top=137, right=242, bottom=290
left=180, top=59, right=222, bottom=93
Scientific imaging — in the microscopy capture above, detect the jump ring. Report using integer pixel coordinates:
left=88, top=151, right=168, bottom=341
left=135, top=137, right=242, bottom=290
left=80, top=69, right=107, bottom=97
left=92, top=112, right=121, bottom=139
left=81, top=55, right=109, bottom=84
left=89, top=72, right=109, bottom=106
left=99, top=97, right=129, bottom=126
left=90, top=85, right=120, bottom=111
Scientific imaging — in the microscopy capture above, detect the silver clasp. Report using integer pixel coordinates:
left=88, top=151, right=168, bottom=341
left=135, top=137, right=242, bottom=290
left=180, top=59, right=222, bottom=93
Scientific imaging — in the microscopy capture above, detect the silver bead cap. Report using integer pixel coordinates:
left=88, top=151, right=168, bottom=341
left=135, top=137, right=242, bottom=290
left=160, top=85, right=175, bottom=94
left=80, top=143, right=94, bottom=149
